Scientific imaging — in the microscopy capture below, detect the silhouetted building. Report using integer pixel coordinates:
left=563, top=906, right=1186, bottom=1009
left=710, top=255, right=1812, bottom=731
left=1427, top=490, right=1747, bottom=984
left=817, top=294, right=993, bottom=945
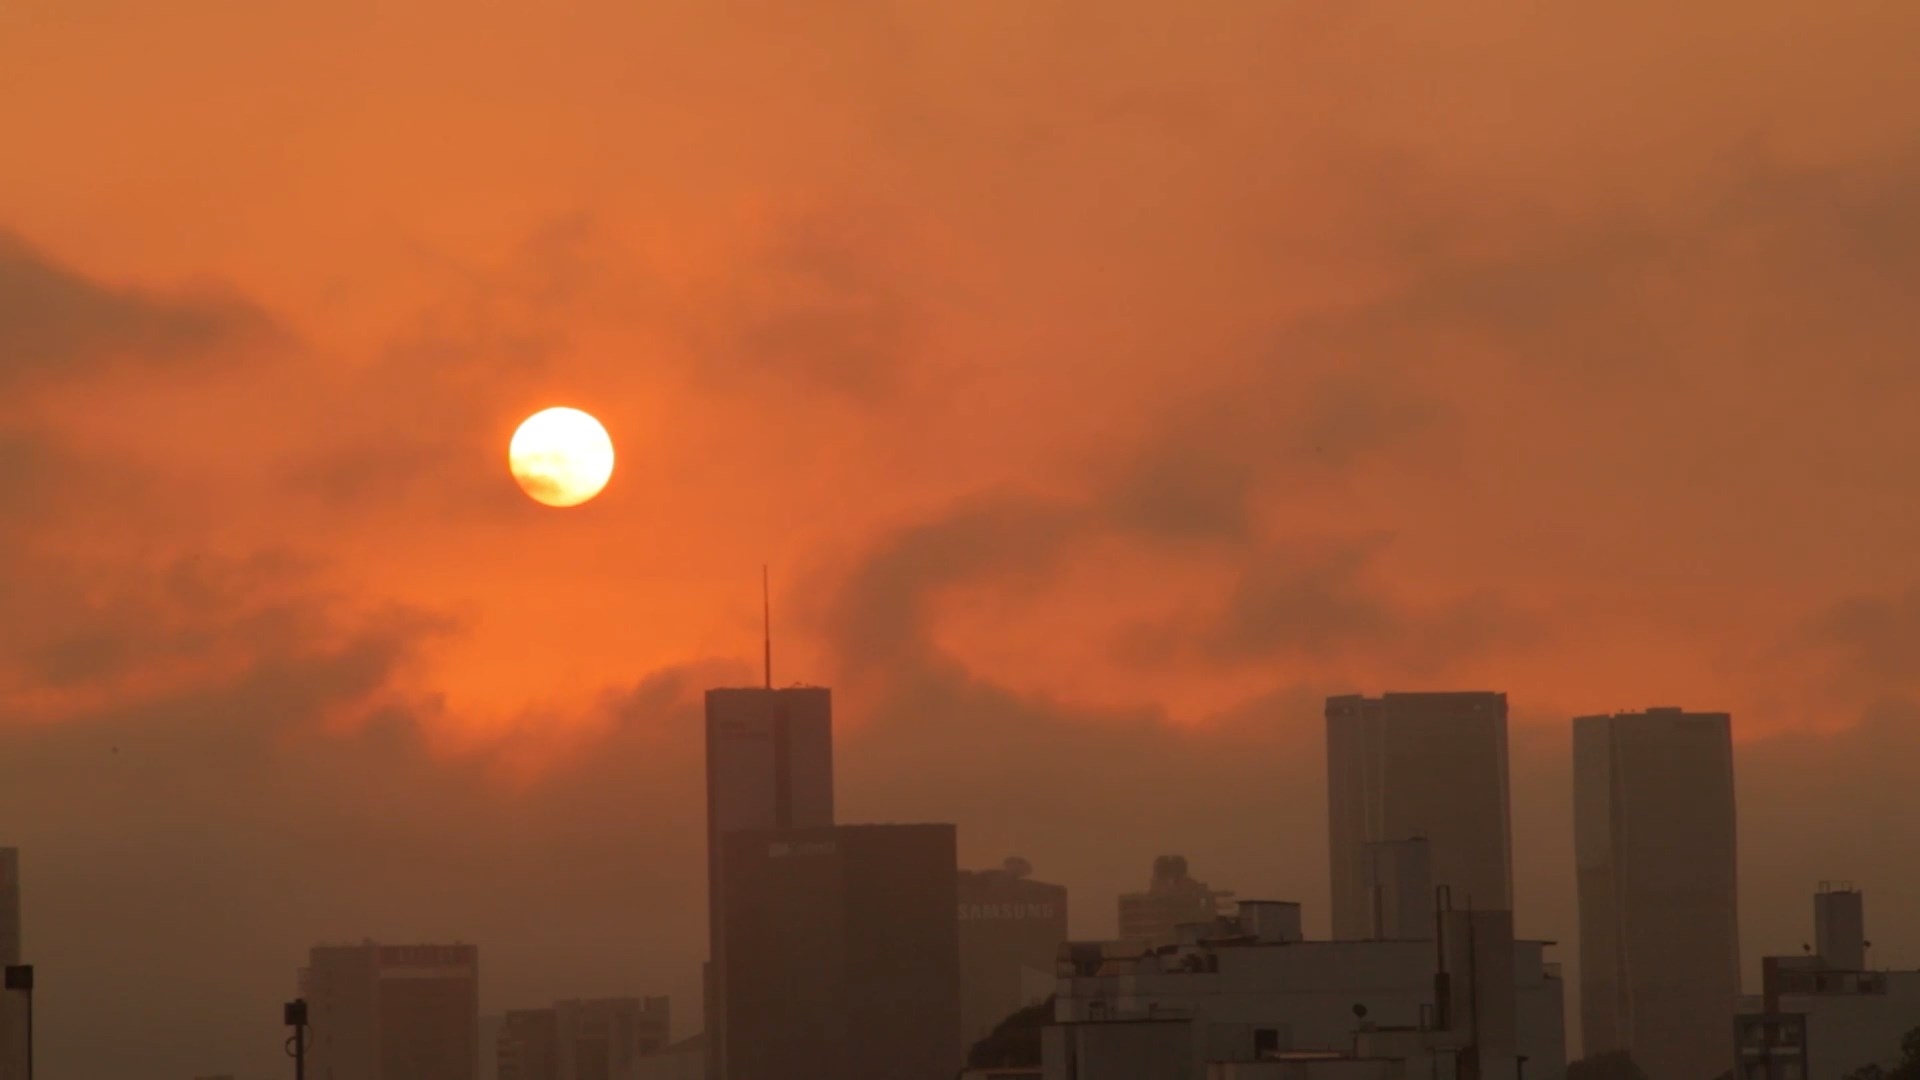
left=632, top=1034, right=704, bottom=1080
left=556, top=997, right=670, bottom=1080
left=1739, top=885, right=1920, bottom=1080
left=1325, top=692, right=1513, bottom=941
left=1575, top=707, right=1739, bottom=1080
left=499, top=1009, right=559, bottom=1080
left=1813, top=882, right=1865, bottom=973
left=959, top=858, right=1068, bottom=1048
left=303, top=942, right=480, bottom=1080
left=0, top=848, right=19, bottom=1080
left=1117, top=855, right=1231, bottom=946
left=719, top=823, right=961, bottom=1080
left=705, top=686, right=833, bottom=1080
left=1047, top=898, right=1565, bottom=1080
left=1363, top=836, right=1435, bottom=941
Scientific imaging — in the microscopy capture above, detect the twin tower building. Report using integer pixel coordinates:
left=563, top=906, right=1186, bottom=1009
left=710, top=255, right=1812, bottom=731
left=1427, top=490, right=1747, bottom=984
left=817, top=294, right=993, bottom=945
left=1331, top=693, right=1741, bottom=1080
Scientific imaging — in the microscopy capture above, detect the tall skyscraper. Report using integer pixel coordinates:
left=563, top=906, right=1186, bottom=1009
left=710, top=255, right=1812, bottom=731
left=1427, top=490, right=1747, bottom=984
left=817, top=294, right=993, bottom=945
left=1575, top=708, right=1740, bottom=1080
left=0, top=848, right=20, bottom=1080
left=704, top=686, right=833, bottom=1080
left=304, top=942, right=480, bottom=1080
left=0, top=849, right=17, bottom=969
left=958, top=859, right=1068, bottom=1049
left=1325, top=692, right=1513, bottom=941
left=718, top=823, right=961, bottom=1080
left=1116, top=855, right=1231, bottom=946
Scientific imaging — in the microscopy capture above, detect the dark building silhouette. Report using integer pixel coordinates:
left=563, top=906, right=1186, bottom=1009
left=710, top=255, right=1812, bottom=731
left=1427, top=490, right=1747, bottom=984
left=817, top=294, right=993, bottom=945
left=718, top=823, right=961, bottom=1080
left=0, top=848, right=20, bottom=1080
left=556, top=997, right=670, bottom=1080
left=497, top=998, right=668, bottom=1080
left=704, top=686, right=833, bottom=1080
left=302, top=942, right=479, bottom=1080
left=498, top=1009, right=559, bottom=1080
left=1575, top=707, right=1739, bottom=1080
left=1326, top=692, right=1513, bottom=941
left=1116, top=855, right=1231, bottom=946
left=958, top=858, right=1067, bottom=1048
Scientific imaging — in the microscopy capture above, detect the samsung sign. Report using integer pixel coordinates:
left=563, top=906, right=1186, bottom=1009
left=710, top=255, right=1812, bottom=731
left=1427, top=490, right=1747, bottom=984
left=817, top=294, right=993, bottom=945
left=769, top=840, right=837, bottom=858
left=959, top=903, right=1057, bottom=921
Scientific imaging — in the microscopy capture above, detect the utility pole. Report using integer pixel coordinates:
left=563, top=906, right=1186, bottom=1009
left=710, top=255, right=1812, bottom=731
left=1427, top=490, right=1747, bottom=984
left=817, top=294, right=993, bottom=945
left=284, top=999, right=308, bottom=1080
left=4, top=965, right=32, bottom=1080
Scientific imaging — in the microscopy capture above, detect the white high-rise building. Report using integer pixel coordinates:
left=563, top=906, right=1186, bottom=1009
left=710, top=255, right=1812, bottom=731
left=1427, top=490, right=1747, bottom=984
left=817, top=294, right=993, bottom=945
left=1325, top=693, right=1513, bottom=941
left=1575, top=708, right=1740, bottom=1080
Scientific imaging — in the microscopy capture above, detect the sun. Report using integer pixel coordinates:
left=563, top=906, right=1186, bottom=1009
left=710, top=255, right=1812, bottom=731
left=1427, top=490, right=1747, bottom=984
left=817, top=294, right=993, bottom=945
left=509, top=407, right=615, bottom=507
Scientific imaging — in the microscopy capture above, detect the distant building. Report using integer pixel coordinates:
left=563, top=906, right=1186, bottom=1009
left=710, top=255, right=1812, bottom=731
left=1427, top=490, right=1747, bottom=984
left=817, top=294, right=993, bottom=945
left=1325, top=693, right=1513, bottom=942
left=497, top=998, right=670, bottom=1080
left=556, top=997, right=670, bottom=1080
left=0, top=848, right=19, bottom=1080
left=1575, top=707, right=1740, bottom=1080
left=719, top=823, right=961, bottom=1080
left=498, top=1009, right=559, bottom=1080
left=632, top=1035, right=704, bottom=1080
left=1737, top=884, right=1920, bottom=1080
left=960, top=859, right=1069, bottom=1048
left=1118, top=856, right=1233, bottom=947
left=705, top=686, right=834, bottom=1080
left=303, top=942, right=479, bottom=1080
left=1045, top=898, right=1565, bottom=1080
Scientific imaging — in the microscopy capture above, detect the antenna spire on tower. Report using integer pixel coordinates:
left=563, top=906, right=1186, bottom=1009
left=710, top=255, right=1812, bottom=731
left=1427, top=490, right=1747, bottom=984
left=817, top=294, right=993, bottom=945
left=762, top=565, right=772, bottom=690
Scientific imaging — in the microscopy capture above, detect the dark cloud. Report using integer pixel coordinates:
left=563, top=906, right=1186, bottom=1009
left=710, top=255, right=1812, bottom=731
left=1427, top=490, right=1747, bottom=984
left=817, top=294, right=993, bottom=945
left=1796, top=585, right=1920, bottom=690
left=1331, top=147, right=1920, bottom=389
left=0, top=229, right=277, bottom=387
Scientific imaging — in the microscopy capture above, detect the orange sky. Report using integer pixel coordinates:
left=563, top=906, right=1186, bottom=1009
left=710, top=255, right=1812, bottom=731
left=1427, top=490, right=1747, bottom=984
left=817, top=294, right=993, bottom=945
left=5, top=1, right=1920, bottom=1075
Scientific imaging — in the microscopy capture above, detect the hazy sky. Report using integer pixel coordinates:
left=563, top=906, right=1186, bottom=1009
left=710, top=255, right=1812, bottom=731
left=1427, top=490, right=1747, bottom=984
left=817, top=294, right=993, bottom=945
left=4, top=1, right=1920, bottom=1076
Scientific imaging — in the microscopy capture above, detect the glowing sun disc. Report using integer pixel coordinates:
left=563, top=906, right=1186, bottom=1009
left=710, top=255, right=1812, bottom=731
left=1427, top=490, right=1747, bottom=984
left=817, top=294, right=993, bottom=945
left=510, top=407, right=614, bottom=507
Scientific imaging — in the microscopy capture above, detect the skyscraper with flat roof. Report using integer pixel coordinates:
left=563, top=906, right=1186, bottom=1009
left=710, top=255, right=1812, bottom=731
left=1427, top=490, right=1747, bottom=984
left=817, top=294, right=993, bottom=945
left=304, top=942, right=479, bottom=1080
left=1325, top=692, right=1513, bottom=941
left=1575, top=707, right=1740, bottom=1080
left=704, top=686, right=833, bottom=1079
left=718, top=823, right=961, bottom=1080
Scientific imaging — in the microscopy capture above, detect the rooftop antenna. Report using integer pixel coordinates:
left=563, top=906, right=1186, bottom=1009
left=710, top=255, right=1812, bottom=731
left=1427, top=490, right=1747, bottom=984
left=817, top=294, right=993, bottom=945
left=762, top=565, right=772, bottom=690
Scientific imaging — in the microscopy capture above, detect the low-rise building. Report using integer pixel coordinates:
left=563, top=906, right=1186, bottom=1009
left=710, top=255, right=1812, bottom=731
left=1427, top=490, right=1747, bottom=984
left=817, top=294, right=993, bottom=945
left=1045, top=899, right=1564, bottom=1080
left=1742, top=886, right=1920, bottom=1080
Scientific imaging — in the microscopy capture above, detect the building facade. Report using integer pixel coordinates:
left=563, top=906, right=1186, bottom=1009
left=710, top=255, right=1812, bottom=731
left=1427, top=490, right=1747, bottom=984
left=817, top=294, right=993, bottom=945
left=1575, top=708, right=1740, bottom=1080
left=719, top=823, right=961, bottom=1080
left=1118, top=856, right=1233, bottom=947
left=1047, top=899, right=1564, bottom=1080
left=1325, top=693, right=1513, bottom=942
left=556, top=997, right=670, bottom=1080
left=304, top=942, right=480, bottom=1080
left=1740, top=887, right=1920, bottom=1080
left=704, top=685, right=834, bottom=1079
left=499, top=1009, right=559, bottom=1080
left=960, top=861, right=1070, bottom=1049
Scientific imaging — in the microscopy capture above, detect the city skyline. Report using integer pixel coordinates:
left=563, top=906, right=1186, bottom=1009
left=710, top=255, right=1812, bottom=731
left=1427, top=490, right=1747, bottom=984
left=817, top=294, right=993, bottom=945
left=6, top=0, right=1920, bottom=1077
